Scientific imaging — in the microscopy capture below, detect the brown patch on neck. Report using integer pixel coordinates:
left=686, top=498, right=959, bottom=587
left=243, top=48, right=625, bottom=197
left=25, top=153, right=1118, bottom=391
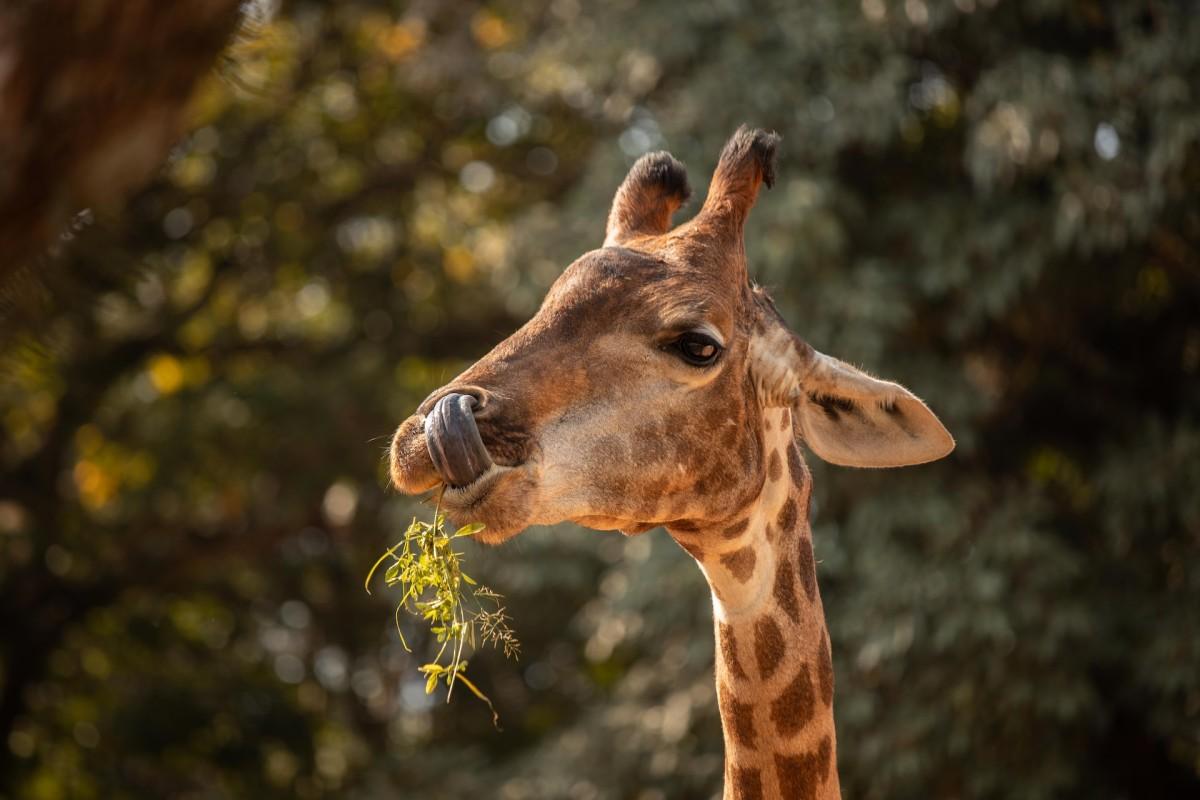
left=773, top=555, right=802, bottom=623
left=787, top=444, right=810, bottom=500
left=767, top=449, right=782, bottom=482
left=722, top=518, right=750, bottom=540
left=719, top=622, right=748, bottom=681
left=720, top=545, right=757, bottom=583
left=731, top=765, right=764, bottom=800
left=753, top=616, right=785, bottom=680
left=817, top=635, right=835, bottom=707
left=776, top=496, right=798, bottom=532
left=796, top=536, right=818, bottom=603
left=773, top=735, right=832, bottom=800
left=769, top=664, right=816, bottom=737
left=719, top=682, right=757, bottom=750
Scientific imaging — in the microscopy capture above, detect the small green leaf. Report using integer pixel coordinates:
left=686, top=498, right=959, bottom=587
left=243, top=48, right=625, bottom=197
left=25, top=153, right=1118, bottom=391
left=453, top=522, right=486, bottom=538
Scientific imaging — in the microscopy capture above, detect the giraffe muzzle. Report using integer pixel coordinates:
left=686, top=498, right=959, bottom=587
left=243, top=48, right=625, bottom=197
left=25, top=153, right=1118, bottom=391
left=424, top=393, right=494, bottom=488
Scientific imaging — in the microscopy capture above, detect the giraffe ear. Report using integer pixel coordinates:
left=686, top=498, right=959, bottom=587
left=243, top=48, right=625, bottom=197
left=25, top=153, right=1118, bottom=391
left=748, top=289, right=953, bottom=467
left=794, top=352, right=955, bottom=468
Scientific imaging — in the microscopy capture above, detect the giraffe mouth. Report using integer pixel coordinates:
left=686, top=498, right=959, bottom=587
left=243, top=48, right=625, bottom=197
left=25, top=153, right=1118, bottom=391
left=424, top=392, right=495, bottom=488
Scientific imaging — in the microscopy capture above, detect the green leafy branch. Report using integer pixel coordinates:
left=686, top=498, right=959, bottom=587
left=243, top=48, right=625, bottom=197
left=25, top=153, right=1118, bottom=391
left=365, top=507, right=519, bottom=728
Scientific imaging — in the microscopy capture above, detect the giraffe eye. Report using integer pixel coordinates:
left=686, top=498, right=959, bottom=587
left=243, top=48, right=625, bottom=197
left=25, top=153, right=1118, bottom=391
left=671, top=331, right=723, bottom=367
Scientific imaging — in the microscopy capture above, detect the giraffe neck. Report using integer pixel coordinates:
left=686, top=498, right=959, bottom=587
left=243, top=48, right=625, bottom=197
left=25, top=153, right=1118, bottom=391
left=670, top=408, right=840, bottom=800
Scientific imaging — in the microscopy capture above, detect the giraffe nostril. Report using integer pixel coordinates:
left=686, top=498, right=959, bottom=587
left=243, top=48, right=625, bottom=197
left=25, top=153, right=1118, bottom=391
left=418, top=385, right=491, bottom=417
left=424, top=393, right=494, bottom=488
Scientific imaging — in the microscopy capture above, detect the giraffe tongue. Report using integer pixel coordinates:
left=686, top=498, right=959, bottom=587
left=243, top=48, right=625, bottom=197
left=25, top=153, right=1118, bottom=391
left=424, top=393, right=494, bottom=488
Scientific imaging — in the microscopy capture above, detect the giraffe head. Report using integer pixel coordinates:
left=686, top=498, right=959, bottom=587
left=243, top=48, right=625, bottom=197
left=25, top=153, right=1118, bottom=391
left=389, top=127, right=953, bottom=543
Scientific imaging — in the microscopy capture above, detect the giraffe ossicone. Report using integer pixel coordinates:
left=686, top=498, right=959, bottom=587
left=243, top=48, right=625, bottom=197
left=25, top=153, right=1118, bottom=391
left=389, top=126, right=954, bottom=799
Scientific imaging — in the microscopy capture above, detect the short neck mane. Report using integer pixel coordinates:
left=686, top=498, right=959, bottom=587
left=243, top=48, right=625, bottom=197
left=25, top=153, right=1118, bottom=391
left=669, top=408, right=840, bottom=800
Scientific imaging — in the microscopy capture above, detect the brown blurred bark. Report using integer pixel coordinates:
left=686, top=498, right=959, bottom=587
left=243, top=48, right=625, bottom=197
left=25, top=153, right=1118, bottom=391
left=0, top=0, right=243, bottom=293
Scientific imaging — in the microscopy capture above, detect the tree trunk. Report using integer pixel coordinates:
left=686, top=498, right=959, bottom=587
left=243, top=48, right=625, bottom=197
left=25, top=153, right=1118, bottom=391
left=0, top=0, right=243, bottom=300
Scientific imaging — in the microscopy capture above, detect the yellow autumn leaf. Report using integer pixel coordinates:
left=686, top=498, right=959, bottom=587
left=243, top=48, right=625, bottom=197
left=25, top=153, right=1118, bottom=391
left=148, top=354, right=185, bottom=395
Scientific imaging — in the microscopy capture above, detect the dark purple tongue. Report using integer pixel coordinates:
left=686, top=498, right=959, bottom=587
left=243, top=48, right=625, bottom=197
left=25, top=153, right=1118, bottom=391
left=424, top=393, right=493, bottom=488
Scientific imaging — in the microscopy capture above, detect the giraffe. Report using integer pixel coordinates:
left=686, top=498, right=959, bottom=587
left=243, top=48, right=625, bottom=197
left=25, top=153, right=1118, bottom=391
left=389, top=126, right=954, bottom=798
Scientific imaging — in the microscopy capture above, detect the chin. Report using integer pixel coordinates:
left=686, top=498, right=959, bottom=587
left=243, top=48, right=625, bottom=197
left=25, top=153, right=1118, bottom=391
left=437, top=465, right=537, bottom=546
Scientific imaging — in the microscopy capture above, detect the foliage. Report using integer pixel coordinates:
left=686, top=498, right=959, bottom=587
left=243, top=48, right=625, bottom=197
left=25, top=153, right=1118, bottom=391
left=1, top=1, right=1198, bottom=799
left=366, top=511, right=519, bottom=725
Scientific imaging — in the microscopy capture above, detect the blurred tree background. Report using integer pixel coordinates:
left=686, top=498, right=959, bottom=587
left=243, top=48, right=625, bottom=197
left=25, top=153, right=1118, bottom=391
left=1, top=0, right=1198, bottom=798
